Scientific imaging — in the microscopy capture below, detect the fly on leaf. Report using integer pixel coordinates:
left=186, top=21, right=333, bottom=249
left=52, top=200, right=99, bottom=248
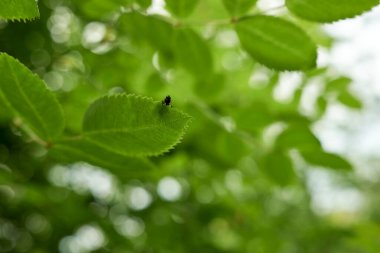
left=162, top=95, right=172, bottom=107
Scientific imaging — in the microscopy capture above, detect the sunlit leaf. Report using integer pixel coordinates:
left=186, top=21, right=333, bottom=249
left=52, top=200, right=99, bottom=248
left=83, top=94, right=191, bottom=156
left=118, top=12, right=173, bottom=52
left=0, top=53, right=64, bottom=141
left=235, top=15, right=317, bottom=71
left=0, top=0, right=39, bottom=21
left=286, top=0, right=379, bottom=23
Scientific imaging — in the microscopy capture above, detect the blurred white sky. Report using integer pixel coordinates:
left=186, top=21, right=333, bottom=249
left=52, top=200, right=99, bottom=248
left=318, top=6, right=380, bottom=159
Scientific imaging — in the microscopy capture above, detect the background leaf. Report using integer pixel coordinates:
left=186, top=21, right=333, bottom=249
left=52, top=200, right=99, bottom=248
left=1, top=1, right=378, bottom=252
left=164, top=0, right=200, bottom=18
left=338, top=91, right=363, bottom=109
left=136, top=0, right=152, bottom=9
left=326, top=77, right=352, bottom=92
left=235, top=15, right=317, bottom=71
left=0, top=0, right=39, bottom=20
left=83, top=94, right=191, bottom=156
left=262, top=150, right=296, bottom=186
left=76, top=0, right=133, bottom=19
left=0, top=53, right=64, bottom=141
left=286, top=0, right=379, bottom=23
left=49, top=139, right=155, bottom=180
left=222, top=0, right=258, bottom=16
left=276, top=125, right=321, bottom=151
left=174, top=28, right=213, bottom=78
left=301, top=151, right=353, bottom=170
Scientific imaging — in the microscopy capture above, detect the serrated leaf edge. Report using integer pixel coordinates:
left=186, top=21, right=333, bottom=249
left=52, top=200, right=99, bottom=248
left=51, top=141, right=155, bottom=170
left=0, top=53, right=65, bottom=140
left=83, top=93, right=192, bottom=157
left=285, top=1, right=379, bottom=24
left=235, top=15, right=317, bottom=71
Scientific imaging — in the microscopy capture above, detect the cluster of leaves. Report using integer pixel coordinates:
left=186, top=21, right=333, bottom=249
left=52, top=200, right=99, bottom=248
left=1, top=0, right=380, bottom=252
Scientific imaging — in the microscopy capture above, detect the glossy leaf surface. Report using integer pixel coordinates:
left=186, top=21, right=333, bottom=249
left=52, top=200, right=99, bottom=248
left=0, top=0, right=39, bottom=20
left=83, top=94, right=191, bottom=156
left=286, top=0, right=379, bottom=23
left=236, top=15, right=317, bottom=70
left=0, top=53, right=64, bottom=141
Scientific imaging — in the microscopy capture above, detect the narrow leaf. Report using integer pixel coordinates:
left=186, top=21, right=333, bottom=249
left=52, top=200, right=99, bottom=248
left=326, top=77, right=352, bottom=92
left=0, top=0, right=39, bottom=21
left=301, top=151, right=353, bottom=170
left=338, top=91, right=363, bottom=109
left=263, top=150, right=296, bottom=186
left=0, top=53, right=64, bottom=141
left=235, top=15, right=317, bottom=71
left=174, top=28, right=213, bottom=77
left=286, top=0, right=379, bottom=23
left=49, top=139, right=155, bottom=180
left=164, top=0, right=199, bottom=18
left=222, top=0, right=258, bottom=16
left=83, top=94, right=191, bottom=157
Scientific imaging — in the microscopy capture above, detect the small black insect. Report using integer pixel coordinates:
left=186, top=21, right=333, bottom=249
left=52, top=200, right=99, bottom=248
left=161, top=95, right=172, bottom=106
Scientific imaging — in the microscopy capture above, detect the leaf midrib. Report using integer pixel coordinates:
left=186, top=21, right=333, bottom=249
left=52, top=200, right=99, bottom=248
left=5, top=57, right=50, bottom=139
left=239, top=21, right=307, bottom=60
left=84, top=116, right=186, bottom=135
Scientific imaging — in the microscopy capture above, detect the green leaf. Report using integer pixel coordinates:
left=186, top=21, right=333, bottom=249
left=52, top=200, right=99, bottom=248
left=174, top=28, right=213, bottom=77
left=118, top=13, right=173, bottom=52
left=164, top=0, right=200, bottom=18
left=78, top=0, right=132, bottom=19
left=0, top=0, right=39, bottom=21
left=234, top=104, right=273, bottom=133
left=235, top=15, right=317, bottom=71
left=301, top=151, right=353, bottom=170
left=276, top=125, right=321, bottom=151
left=286, top=0, right=379, bottom=23
left=136, top=0, right=152, bottom=9
left=326, top=77, right=352, bottom=92
left=0, top=53, right=64, bottom=141
left=49, top=139, right=155, bottom=180
left=338, top=91, right=363, bottom=109
left=222, top=0, right=258, bottom=16
left=83, top=94, right=191, bottom=157
left=194, top=73, right=225, bottom=101
left=262, top=150, right=296, bottom=186
left=316, top=96, right=328, bottom=117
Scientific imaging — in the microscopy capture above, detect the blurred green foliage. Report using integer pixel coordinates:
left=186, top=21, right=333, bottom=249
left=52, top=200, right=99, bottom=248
left=1, top=0, right=380, bottom=252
